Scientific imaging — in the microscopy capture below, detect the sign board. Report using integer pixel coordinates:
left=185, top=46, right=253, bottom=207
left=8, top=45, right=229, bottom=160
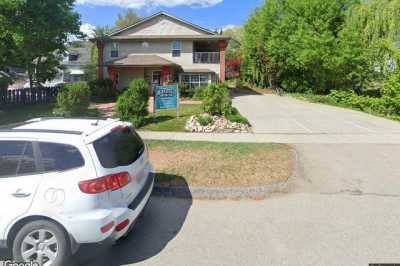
left=154, top=85, right=180, bottom=114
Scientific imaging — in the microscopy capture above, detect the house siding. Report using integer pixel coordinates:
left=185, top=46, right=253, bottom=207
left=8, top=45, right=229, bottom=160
left=102, top=40, right=220, bottom=78
left=116, top=16, right=204, bottom=36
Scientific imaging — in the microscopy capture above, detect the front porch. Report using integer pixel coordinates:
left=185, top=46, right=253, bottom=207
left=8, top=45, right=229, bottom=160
left=105, top=55, right=217, bottom=92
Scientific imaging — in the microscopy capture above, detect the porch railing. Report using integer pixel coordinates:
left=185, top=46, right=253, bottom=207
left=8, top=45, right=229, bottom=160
left=193, top=52, right=220, bottom=64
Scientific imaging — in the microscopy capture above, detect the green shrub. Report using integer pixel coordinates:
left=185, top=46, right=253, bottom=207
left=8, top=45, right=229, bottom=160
left=88, top=78, right=116, bottom=102
left=226, top=114, right=250, bottom=125
left=116, top=79, right=149, bottom=127
left=328, top=90, right=355, bottom=105
left=179, top=83, right=191, bottom=98
left=202, top=83, right=233, bottom=115
left=192, top=86, right=207, bottom=100
left=196, top=114, right=213, bottom=126
left=54, top=82, right=91, bottom=117
left=381, top=71, right=400, bottom=97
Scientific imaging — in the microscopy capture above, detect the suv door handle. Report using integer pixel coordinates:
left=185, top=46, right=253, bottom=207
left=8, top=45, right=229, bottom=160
left=12, top=190, right=31, bottom=198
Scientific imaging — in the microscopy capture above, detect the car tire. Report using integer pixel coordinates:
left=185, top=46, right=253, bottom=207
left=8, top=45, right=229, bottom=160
left=12, top=220, right=71, bottom=266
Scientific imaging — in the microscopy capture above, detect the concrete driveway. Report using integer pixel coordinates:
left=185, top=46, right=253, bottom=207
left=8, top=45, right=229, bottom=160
left=233, top=93, right=400, bottom=134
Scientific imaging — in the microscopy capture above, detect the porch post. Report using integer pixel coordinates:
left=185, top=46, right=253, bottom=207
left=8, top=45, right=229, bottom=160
left=107, top=66, right=118, bottom=89
left=97, top=40, right=105, bottom=79
left=162, top=66, right=170, bottom=85
left=219, top=40, right=229, bottom=82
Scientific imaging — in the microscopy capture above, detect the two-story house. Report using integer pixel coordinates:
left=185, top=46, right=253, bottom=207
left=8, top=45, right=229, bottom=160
left=95, top=12, right=230, bottom=91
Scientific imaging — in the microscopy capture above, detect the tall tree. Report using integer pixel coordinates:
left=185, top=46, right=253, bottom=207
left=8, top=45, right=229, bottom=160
left=115, top=9, right=141, bottom=30
left=223, top=26, right=243, bottom=60
left=0, top=1, right=22, bottom=67
left=13, top=0, right=81, bottom=87
left=242, top=0, right=362, bottom=93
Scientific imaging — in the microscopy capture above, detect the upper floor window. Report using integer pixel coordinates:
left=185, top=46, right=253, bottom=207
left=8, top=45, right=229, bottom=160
left=111, top=43, right=119, bottom=58
left=172, top=41, right=181, bottom=57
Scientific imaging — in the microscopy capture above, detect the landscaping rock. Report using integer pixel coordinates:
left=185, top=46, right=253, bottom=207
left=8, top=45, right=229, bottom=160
left=185, top=115, right=251, bottom=133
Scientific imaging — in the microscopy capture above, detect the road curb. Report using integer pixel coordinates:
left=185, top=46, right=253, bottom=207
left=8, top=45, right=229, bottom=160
left=152, top=148, right=299, bottom=200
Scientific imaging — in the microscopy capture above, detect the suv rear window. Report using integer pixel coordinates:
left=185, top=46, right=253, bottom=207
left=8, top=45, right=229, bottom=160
left=0, top=141, right=37, bottom=177
left=39, top=142, right=85, bottom=172
left=93, top=127, right=145, bottom=169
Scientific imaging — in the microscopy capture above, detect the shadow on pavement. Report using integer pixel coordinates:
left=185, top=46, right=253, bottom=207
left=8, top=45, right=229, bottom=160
left=0, top=248, right=11, bottom=262
left=230, top=86, right=263, bottom=99
left=73, top=174, right=192, bottom=266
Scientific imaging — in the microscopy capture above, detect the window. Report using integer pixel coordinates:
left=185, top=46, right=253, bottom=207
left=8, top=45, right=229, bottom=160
left=39, top=143, right=84, bottom=172
left=93, top=127, right=145, bottom=169
left=111, top=43, right=119, bottom=58
left=68, top=54, right=79, bottom=61
left=172, top=41, right=181, bottom=57
left=0, top=141, right=37, bottom=178
left=181, top=73, right=210, bottom=89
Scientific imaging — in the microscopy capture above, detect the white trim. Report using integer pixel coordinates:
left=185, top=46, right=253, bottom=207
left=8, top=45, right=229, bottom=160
left=109, top=12, right=216, bottom=37
left=152, top=70, right=162, bottom=85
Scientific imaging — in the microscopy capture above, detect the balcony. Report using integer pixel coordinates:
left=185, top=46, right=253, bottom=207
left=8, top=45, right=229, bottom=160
left=193, top=52, right=220, bottom=64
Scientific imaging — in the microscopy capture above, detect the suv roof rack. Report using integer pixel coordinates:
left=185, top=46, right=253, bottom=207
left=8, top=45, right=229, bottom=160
left=0, top=128, right=83, bottom=135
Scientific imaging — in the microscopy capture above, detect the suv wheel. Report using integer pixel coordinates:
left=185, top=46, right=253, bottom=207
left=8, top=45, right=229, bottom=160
left=12, top=220, right=70, bottom=266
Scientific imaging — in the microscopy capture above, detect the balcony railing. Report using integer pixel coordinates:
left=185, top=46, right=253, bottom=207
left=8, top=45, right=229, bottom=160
left=193, top=52, right=220, bottom=64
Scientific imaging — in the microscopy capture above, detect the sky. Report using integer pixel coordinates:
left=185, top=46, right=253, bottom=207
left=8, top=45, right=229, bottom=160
left=74, top=0, right=264, bottom=37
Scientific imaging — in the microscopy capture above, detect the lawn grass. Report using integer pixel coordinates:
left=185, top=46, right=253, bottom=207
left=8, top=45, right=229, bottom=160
left=147, top=140, right=294, bottom=188
left=140, top=104, right=203, bottom=132
left=0, top=103, right=104, bottom=126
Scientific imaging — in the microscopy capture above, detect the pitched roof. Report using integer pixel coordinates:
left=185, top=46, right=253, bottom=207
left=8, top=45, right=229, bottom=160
left=109, top=12, right=217, bottom=37
left=105, top=55, right=179, bottom=67
left=110, top=35, right=230, bottom=41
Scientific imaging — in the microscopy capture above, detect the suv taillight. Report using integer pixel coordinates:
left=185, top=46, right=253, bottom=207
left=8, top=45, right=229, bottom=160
left=79, top=172, right=132, bottom=194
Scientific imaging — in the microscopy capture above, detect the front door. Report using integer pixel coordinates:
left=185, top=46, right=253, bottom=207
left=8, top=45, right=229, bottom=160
left=152, top=71, right=162, bottom=86
left=0, top=140, right=43, bottom=239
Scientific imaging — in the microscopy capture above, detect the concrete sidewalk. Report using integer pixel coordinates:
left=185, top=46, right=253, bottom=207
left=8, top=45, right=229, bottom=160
left=138, top=131, right=400, bottom=144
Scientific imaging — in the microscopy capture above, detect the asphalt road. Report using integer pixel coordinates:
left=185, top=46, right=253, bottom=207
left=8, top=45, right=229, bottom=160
left=62, top=143, right=399, bottom=266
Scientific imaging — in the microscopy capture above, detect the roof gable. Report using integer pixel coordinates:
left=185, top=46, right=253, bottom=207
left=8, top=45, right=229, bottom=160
left=111, top=12, right=215, bottom=37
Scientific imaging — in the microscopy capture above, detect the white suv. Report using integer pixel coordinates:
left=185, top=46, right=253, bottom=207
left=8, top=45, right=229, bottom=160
left=0, top=118, right=155, bottom=266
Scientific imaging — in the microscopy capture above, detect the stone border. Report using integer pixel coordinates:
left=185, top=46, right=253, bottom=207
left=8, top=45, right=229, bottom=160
left=152, top=148, right=299, bottom=200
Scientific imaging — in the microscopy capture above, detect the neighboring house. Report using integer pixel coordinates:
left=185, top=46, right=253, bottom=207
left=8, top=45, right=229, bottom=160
left=94, top=12, right=230, bottom=91
left=61, top=43, right=92, bottom=83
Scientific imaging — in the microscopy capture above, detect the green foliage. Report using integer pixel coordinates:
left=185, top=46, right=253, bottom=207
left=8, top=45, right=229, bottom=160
left=196, top=114, right=213, bottom=126
left=115, top=9, right=141, bottom=30
left=0, top=0, right=23, bottom=69
left=223, top=26, right=244, bottom=60
left=54, top=83, right=91, bottom=117
left=381, top=71, right=400, bottom=97
left=0, top=75, right=11, bottom=90
left=226, top=114, right=250, bottom=125
left=116, top=79, right=149, bottom=127
left=241, top=0, right=400, bottom=94
left=178, top=83, right=191, bottom=98
left=192, top=86, right=207, bottom=100
left=8, top=0, right=81, bottom=87
left=88, top=78, right=116, bottom=102
left=202, top=83, right=233, bottom=115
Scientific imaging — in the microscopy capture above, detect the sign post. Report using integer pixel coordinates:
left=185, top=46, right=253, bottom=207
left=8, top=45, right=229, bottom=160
left=154, top=84, right=180, bottom=118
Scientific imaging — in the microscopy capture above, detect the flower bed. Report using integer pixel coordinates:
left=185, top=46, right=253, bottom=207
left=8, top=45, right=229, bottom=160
left=185, top=114, right=251, bottom=133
